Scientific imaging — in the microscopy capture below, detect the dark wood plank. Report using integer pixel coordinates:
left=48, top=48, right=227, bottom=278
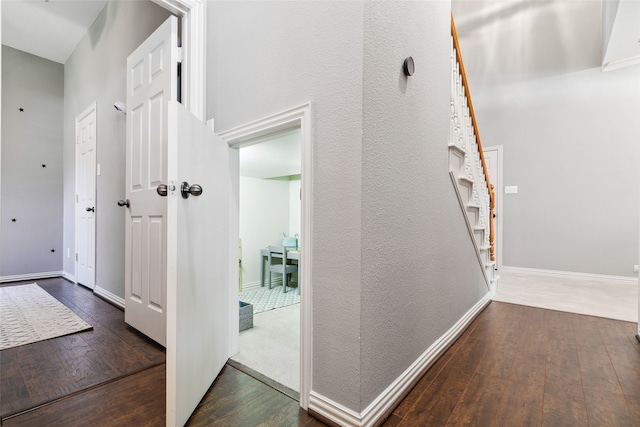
left=391, top=304, right=498, bottom=419
left=0, top=278, right=165, bottom=418
left=491, top=306, right=549, bottom=426
left=595, top=317, right=640, bottom=422
left=397, top=303, right=505, bottom=425
left=574, top=315, right=636, bottom=426
left=541, top=311, right=588, bottom=426
left=3, top=364, right=166, bottom=427
left=186, top=364, right=319, bottom=427
left=445, top=304, right=524, bottom=426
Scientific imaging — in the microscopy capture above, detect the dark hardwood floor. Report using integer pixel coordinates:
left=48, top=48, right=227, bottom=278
left=384, top=302, right=640, bottom=426
left=0, top=278, right=165, bottom=421
left=3, top=278, right=639, bottom=426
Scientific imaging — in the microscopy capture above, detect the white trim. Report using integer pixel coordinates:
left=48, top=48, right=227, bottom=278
left=482, top=145, right=503, bottom=273
left=602, top=55, right=640, bottom=72
left=219, top=102, right=313, bottom=410
left=449, top=171, right=491, bottom=290
left=502, top=266, right=638, bottom=286
left=152, top=0, right=206, bottom=121
left=309, top=392, right=361, bottom=427
left=0, top=271, right=65, bottom=283
left=309, top=293, right=492, bottom=427
left=94, top=286, right=126, bottom=309
left=75, top=102, right=97, bottom=290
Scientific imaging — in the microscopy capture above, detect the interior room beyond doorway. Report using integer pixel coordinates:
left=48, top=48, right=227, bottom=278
left=232, top=126, right=302, bottom=393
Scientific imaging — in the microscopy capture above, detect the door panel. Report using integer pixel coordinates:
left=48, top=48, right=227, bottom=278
left=76, top=104, right=97, bottom=289
left=126, top=16, right=231, bottom=426
left=125, top=16, right=178, bottom=347
left=166, top=101, right=230, bottom=427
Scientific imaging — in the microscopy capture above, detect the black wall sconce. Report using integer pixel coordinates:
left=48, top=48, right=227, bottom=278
left=403, top=56, right=415, bottom=76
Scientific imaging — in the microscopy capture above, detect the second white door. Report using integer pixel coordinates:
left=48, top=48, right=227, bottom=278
left=76, top=103, right=97, bottom=289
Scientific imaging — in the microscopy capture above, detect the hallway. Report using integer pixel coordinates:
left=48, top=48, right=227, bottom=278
left=3, top=279, right=638, bottom=426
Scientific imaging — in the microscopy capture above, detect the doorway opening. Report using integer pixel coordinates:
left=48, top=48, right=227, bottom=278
left=220, top=103, right=313, bottom=409
left=232, top=126, right=302, bottom=393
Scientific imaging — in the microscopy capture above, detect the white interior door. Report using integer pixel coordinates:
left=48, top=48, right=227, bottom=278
left=76, top=103, right=97, bottom=289
left=124, top=16, right=178, bottom=346
left=125, top=16, right=231, bottom=426
left=166, top=100, right=230, bottom=427
left=483, top=146, right=502, bottom=272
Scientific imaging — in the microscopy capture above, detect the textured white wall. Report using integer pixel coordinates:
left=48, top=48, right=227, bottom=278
left=454, top=0, right=640, bottom=277
left=208, top=0, right=365, bottom=410
left=63, top=1, right=171, bottom=295
left=360, top=1, right=488, bottom=407
left=1, top=46, right=64, bottom=276
left=209, top=0, right=489, bottom=413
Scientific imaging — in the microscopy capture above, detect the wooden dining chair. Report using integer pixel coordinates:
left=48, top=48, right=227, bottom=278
left=267, top=245, right=298, bottom=293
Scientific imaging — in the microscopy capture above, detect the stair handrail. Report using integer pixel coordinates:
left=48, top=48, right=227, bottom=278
left=451, top=14, right=495, bottom=262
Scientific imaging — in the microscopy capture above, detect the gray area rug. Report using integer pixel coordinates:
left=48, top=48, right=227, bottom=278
left=239, top=285, right=300, bottom=314
left=0, top=283, right=92, bottom=350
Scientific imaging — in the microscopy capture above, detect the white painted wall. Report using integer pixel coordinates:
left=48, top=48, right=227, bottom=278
left=208, top=0, right=489, bottom=413
left=239, top=176, right=290, bottom=287
left=63, top=1, right=170, bottom=295
left=360, top=1, right=488, bottom=406
left=1, top=46, right=64, bottom=276
left=208, top=0, right=365, bottom=410
left=454, top=0, right=640, bottom=277
left=289, top=178, right=301, bottom=239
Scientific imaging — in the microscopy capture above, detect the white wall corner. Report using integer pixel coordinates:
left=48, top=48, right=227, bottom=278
left=309, top=293, right=492, bottom=427
left=94, top=285, right=126, bottom=309
left=61, top=271, right=76, bottom=283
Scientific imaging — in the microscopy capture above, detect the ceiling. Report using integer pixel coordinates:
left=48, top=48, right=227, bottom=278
left=240, top=127, right=302, bottom=179
left=2, top=0, right=108, bottom=64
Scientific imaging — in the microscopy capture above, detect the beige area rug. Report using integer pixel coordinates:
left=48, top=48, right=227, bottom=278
left=0, top=283, right=92, bottom=350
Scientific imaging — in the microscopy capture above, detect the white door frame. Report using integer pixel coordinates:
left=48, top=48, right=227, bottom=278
left=219, top=103, right=314, bottom=410
left=151, top=0, right=206, bottom=121
left=483, top=145, right=504, bottom=273
left=75, top=102, right=97, bottom=288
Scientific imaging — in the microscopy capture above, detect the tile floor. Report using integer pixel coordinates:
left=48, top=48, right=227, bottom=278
left=493, top=268, right=638, bottom=322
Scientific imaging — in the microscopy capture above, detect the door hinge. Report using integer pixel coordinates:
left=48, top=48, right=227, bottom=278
left=75, top=253, right=78, bottom=261
left=177, top=47, right=183, bottom=64
left=76, top=194, right=79, bottom=203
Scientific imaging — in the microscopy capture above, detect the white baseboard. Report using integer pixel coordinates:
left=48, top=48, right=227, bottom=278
left=94, top=286, right=125, bottom=309
left=240, top=277, right=284, bottom=292
left=309, top=292, right=493, bottom=427
left=0, top=271, right=65, bottom=283
left=502, top=266, right=638, bottom=286
left=62, top=271, right=76, bottom=283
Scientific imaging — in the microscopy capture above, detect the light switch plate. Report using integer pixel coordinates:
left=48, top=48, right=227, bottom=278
left=505, top=185, right=518, bottom=194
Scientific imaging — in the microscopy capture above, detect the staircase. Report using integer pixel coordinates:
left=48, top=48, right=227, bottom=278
left=449, top=15, right=497, bottom=292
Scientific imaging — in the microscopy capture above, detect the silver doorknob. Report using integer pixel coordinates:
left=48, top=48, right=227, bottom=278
left=86, top=207, right=95, bottom=212
left=117, top=199, right=130, bottom=208
left=181, top=182, right=203, bottom=199
left=157, top=183, right=175, bottom=197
